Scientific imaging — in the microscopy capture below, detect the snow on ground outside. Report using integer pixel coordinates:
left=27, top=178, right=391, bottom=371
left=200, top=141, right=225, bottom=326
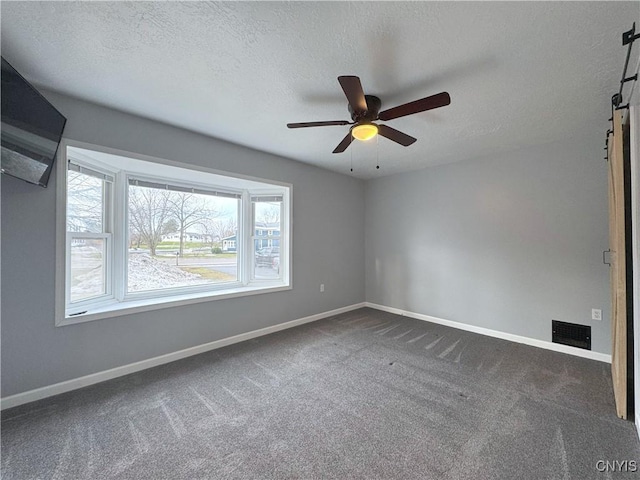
left=127, top=253, right=208, bottom=291
left=71, top=250, right=206, bottom=298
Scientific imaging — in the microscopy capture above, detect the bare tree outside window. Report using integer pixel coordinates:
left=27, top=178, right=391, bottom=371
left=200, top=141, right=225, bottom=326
left=67, top=171, right=103, bottom=233
left=202, top=217, right=237, bottom=250
left=256, top=204, right=280, bottom=225
left=127, top=185, right=239, bottom=294
left=128, top=185, right=173, bottom=256
left=168, top=193, right=222, bottom=257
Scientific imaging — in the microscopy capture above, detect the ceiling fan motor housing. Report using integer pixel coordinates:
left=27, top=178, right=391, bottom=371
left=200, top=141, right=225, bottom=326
left=349, top=95, right=381, bottom=123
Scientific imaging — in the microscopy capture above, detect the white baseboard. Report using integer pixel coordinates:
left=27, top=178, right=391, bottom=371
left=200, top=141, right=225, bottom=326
left=1, top=302, right=366, bottom=410
left=365, top=302, right=612, bottom=364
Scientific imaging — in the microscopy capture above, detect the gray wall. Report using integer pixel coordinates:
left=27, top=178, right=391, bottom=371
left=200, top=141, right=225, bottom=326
left=1, top=88, right=612, bottom=398
left=1, top=91, right=365, bottom=397
left=365, top=135, right=611, bottom=354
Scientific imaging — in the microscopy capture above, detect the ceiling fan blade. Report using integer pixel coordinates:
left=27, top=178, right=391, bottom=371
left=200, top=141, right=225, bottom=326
left=378, top=92, right=451, bottom=121
left=338, top=76, right=368, bottom=113
left=332, top=132, right=353, bottom=154
left=287, top=120, right=351, bottom=129
left=377, top=124, right=417, bottom=147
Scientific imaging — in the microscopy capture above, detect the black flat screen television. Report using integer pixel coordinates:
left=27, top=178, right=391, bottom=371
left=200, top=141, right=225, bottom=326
left=1, top=57, right=66, bottom=187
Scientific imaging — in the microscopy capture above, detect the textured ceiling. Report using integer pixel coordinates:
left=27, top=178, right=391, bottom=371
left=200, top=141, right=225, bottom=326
left=2, top=2, right=639, bottom=178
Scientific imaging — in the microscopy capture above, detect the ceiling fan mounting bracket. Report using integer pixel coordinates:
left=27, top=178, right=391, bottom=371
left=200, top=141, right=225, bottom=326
left=349, top=95, right=381, bottom=123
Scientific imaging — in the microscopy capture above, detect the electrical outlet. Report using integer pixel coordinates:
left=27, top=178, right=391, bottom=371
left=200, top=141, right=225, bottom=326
left=591, top=309, right=602, bottom=321
left=320, top=284, right=325, bottom=293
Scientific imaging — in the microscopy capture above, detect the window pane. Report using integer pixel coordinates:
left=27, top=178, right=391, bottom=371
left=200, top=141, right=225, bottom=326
left=253, top=199, right=281, bottom=280
left=70, top=238, right=106, bottom=303
left=67, top=170, right=104, bottom=233
left=127, top=184, right=239, bottom=293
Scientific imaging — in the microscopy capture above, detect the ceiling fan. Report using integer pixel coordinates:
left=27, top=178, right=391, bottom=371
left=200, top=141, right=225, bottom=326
left=287, top=76, right=451, bottom=153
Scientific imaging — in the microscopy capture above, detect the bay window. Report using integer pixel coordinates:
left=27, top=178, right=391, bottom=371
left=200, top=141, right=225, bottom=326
left=57, top=142, right=291, bottom=325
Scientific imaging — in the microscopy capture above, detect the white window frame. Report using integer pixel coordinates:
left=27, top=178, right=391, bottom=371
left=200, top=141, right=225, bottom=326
left=55, top=139, right=292, bottom=326
left=65, top=158, right=116, bottom=312
left=123, top=172, right=245, bottom=301
left=66, top=233, right=112, bottom=308
left=250, top=194, right=285, bottom=282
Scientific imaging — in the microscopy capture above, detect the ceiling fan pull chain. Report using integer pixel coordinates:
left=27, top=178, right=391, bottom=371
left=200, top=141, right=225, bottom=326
left=350, top=136, right=354, bottom=172
left=376, top=134, right=380, bottom=170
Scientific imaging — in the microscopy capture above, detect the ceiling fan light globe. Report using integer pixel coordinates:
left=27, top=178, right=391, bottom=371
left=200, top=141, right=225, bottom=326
left=352, top=124, right=378, bottom=141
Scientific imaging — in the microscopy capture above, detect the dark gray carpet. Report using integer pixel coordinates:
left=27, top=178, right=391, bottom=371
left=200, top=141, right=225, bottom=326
left=2, top=308, right=639, bottom=479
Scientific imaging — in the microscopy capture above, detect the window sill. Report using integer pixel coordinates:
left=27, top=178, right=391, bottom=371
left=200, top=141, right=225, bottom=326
left=57, top=283, right=291, bottom=327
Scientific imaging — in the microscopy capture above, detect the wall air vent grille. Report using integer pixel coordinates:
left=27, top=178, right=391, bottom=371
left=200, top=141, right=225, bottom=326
left=552, top=320, right=591, bottom=350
